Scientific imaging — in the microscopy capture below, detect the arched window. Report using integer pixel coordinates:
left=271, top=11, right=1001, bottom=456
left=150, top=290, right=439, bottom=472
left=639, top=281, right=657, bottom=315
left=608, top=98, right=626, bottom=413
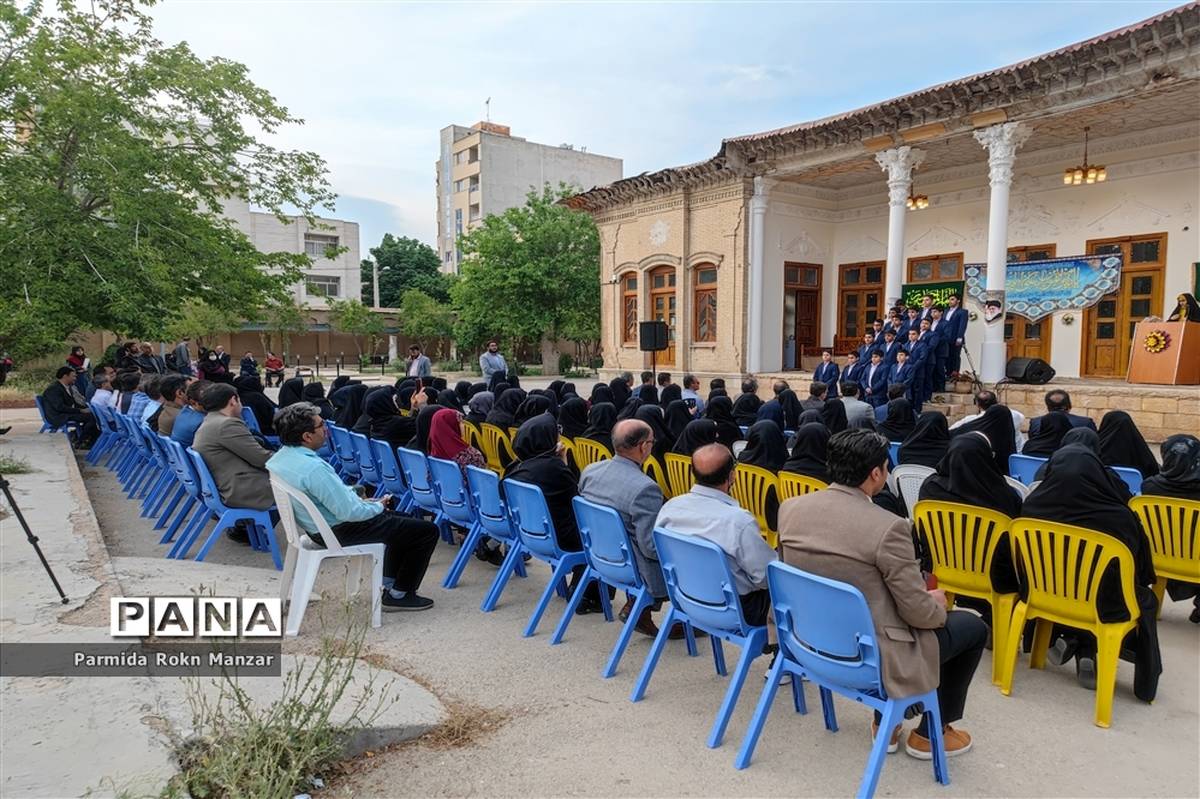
left=693, top=264, right=718, bottom=343
left=620, top=272, right=638, bottom=344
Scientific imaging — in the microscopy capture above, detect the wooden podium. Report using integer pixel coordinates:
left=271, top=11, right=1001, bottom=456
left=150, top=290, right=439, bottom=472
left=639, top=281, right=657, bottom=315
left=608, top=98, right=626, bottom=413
left=1127, top=320, right=1200, bottom=385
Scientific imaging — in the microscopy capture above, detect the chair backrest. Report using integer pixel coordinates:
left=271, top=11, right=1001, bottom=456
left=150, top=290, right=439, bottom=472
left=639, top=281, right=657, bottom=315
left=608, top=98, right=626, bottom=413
left=1010, top=517, right=1140, bottom=627
left=462, top=421, right=484, bottom=452
left=369, top=438, right=408, bottom=496
left=34, top=395, right=55, bottom=428
left=348, top=431, right=381, bottom=486
left=912, top=500, right=1014, bottom=599
left=573, top=438, right=613, bottom=472
left=1027, top=480, right=1042, bottom=493
left=326, top=424, right=360, bottom=479
left=1111, top=465, right=1143, bottom=496
left=731, top=440, right=748, bottom=458
left=891, top=464, right=935, bottom=518
left=572, top=496, right=643, bottom=591
left=465, top=464, right=518, bottom=543
left=1008, top=453, right=1047, bottom=485
left=653, top=526, right=753, bottom=635
left=186, top=448, right=225, bottom=512
left=1004, top=475, right=1031, bottom=499
left=397, top=447, right=440, bottom=514
left=1130, top=496, right=1200, bottom=584
left=778, top=471, right=828, bottom=501
left=642, top=455, right=671, bottom=498
left=664, top=452, right=696, bottom=498
left=268, top=475, right=345, bottom=552
left=165, top=439, right=202, bottom=499
left=479, top=423, right=511, bottom=476
left=767, top=560, right=884, bottom=695
left=730, top=462, right=779, bottom=547
left=888, top=441, right=901, bottom=467
left=428, top=456, right=475, bottom=526
left=504, top=478, right=567, bottom=560
left=240, top=406, right=262, bottom=435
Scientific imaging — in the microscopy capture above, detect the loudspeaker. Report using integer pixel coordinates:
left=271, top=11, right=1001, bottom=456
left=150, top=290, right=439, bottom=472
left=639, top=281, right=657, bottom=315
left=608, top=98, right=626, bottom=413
left=639, top=321, right=669, bottom=352
left=1006, top=356, right=1056, bottom=384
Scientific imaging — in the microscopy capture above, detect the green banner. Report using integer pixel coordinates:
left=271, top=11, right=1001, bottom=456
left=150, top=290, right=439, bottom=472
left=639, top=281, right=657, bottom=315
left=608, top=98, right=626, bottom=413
left=900, top=281, right=964, bottom=309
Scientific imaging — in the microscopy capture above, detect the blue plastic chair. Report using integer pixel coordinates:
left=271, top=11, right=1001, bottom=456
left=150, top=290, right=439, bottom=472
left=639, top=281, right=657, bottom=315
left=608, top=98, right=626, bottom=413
left=240, top=406, right=262, bottom=434
left=178, top=449, right=282, bottom=569
left=1111, top=465, right=1143, bottom=495
left=888, top=441, right=901, bottom=467
left=348, top=431, right=382, bottom=489
left=429, top=456, right=485, bottom=589
left=502, top=478, right=592, bottom=637
left=551, top=496, right=651, bottom=677
left=466, top=465, right=528, bottom=611
left=1008, top=453, right=1048, bottom=485
left=161, top=439, right=208, bottom=553
left=368, top=438, right=413, bottom=511
left=631, top=527, right=767, bottom=748
left=137, top=424, right=177, bottom=519
left=326, top=423, right=361, bottom=484
left=397, top=448, right=451, bottom=542
left=735, top=562, right=949, bottom=798
left=153, top=436, right=197, bottom=542
left=34, top=395, right=78, bottom=437
left=86, top=402, right=118, bottom=464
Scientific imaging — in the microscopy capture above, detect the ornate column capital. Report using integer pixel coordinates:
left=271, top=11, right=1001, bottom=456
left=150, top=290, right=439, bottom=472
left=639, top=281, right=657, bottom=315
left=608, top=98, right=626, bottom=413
left=750, top=176, right=775, bottom=213
left=974, top=122, right=1032, bottom=187
left=875, top=146, right=926, bottom=207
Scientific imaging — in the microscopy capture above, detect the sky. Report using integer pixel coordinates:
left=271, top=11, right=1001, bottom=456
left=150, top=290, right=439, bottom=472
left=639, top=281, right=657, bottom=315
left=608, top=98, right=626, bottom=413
left=148, top=0, right=1183, bottom=261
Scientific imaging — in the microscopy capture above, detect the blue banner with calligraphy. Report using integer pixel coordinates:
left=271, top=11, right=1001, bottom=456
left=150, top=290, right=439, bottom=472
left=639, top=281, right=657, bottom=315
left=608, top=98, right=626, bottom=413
left=964, top=254, right=1122, bottom=322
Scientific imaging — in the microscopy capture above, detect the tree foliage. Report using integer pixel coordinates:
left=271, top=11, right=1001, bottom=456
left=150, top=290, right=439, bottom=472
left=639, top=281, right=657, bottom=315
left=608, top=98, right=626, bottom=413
left=164, top=299, right=241, bottom=348
left=397, top=289, right=454, bottom=359
left=328, top=298, right=383, bottom=358
left=452, top=185, right=600, bottom=355
left=359, top=234, right=450, bottom=306
left=0, top=0, right=335, bottom=360
left=256, top=298, right=311, bottom=357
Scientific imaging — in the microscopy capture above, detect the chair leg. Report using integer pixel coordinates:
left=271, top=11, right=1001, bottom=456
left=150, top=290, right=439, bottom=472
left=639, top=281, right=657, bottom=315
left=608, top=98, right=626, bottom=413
left=630, top=607, right=676, bottom=702
left=707, top=634, right=764, bottom=748
left=990, top=593, right=1016, bottom=685
left=597, top=582, right=613, bottom=621
left=257, top=516, right=283, bottom=570
left=710, top=636, right=727, bottom=676
left=280, top=542, right=299, bottom=604
left=550, top=567, right=595, bottom=645
left=285, top=553, right=321, bottom=636
left=1029, top=618, right=1053, bottom=670
left=602, top=588, right=651, bottom=679
left=921, top=693, right=950, bottom=786
left=169, top=509, right=211, bottom=559
left=442, top=521, right=484, bottom=589
left=194, top=512, right=236, bottom=563
left=999, top=602, right=1029, bottom=696
left=158, top=497, right=195, bottom=545
left=523, top=558, right=573, bottom=638
left=1093, top=627, right=1124, bottom=728
left=153, top=485, right=186, bottom=530
left=370, top=552, right=384, bottom=629
left=733, top=650, right=787, bottom=769
left=858, top=700, right=903, bottom=798
left=1153, top=578, right=1166, bottom=620
left=684, top=623, right=698, bottom=657
left=480, top=542, right=524, bottom=613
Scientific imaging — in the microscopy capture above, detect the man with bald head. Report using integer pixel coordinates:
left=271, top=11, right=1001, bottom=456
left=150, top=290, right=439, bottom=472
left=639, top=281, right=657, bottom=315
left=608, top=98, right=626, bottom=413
left=655, top=443, right=777, bottom=625
left=578, top=419, right=675, bottom=637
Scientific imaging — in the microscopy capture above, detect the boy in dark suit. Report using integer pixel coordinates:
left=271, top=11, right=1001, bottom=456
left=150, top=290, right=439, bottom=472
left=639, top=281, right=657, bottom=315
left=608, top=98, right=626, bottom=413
left=861, top=350, right=890, bottom=408
left=814, top=350, right=841, bottom=399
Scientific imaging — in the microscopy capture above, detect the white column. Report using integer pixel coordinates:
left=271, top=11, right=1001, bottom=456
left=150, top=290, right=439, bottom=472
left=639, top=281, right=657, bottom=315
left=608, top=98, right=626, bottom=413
left=747, top=176, right=772, bottom=373
left=974, top=122, right=1031, bottom=383
left=874, top=146, right=925, bottom=309
left=387, top=334, right=398, bottom=363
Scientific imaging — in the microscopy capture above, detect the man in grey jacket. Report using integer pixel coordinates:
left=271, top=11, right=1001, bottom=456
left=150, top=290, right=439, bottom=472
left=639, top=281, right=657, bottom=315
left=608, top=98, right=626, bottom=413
left=479, top=339, right=507, bottom=383
left=173, top=338, right=192, bottom=375
left=837, top=380, right=875, bottom=428
left=406, top=344, right=433, bottom=378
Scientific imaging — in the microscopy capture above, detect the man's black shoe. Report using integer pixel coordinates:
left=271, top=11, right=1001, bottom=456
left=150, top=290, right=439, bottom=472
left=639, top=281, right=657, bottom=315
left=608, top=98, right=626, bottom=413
left=225, top=526, right=251, bottom=545
left=382, top=592, right=434, bottom=612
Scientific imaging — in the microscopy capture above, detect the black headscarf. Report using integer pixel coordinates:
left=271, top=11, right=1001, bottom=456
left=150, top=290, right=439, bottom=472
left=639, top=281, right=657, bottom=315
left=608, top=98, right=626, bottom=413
left=616, top=396, right=643, bottom=421
left=877, top=398, right=916, bottom=442
left=547, top=380, right=566, bottom=401
left=558, top=397, right=590, bottom=439
left=782, top=423, right=831, bottom=483
left=732, top=392, right=763, bottom=427
left=898, top=411, right=950, bottom=468
left=485, top=388, right=526, bottom=429
left=331, top=383, right=368, bottom=428
left=561, top=382, right=577, bottom=399
left=797, top=409, right=823, bottom=428
left=952, top=404, right=1016, bottom=472
left=589, top=383, right=615, bottom=406
left=708, top=388, right=728, bottom=402
left=277, top=377, right=304, bottom=407
left=1141, top=434, right=1200, bottom=500
left=330, top=375, right=352, bottom=394
left=505, top=414, right=581, bottom=553
left=757, top=400, right=785, bottom=428
left=361, top=387, right=416, bottom=450
left=1032, top=427, right=1102, bottom=482
left=487, top=371, right=509, bottom=392
left=393, top=380, right=417, bottom=411
left=466, top=391, right=494, bottom=426
left=430, top=377, right=448, bottom=392
left=609, top=377, right=632, bottom=408
left=636, top=384, right=660, bottom=405
left=1022, top=411, right=1071, bottom=457
left=512, top=412, right=561, bottom=461
left=663, top=400, right=693, bottom=445
left=634, top=404, right=672, bottom=465
left=659, top=384, right=683, bottom=408
left=437, top=389, right=464, bottom=413
left=672, top=419, right=719, bottom=456
left=515, top=393, right=553, bottom=426
left=1098, top=410, right=1160, bottom=479
left=468, top=382, right=488, bottom=398
left=703, top=396, right=743, bottom=447
left=777, top=389, right=803, bottom=431
left=454, top=380, right=472, bottom=403
left=531, top=388, right=558, bottom=418
left=579, top=402, right=617, bottom=452
left=234, top=374, right=277, bottom=435
left=407, top=404, right=440, bottom=453
left=819, top=399, right=848, bottom=434
left=491, top=381, right=511, bottom=399
left=302, top=382, right=334, bottom=420
left=738, top=420, right=788, bottom=472
left=1166, top=292, right=1200, bottom=322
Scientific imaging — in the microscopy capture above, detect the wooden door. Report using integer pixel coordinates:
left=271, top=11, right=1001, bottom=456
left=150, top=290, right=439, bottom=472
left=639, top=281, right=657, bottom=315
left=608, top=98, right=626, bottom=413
left=794, top=291, right=819, bottom=353
left=1083, top=234, right=1166, bottom=377
left=648, top=266, right=677, bottom=367
left=784, top=263, right=822, bottom=368
left=1005, top=245, right=1055, bottom=363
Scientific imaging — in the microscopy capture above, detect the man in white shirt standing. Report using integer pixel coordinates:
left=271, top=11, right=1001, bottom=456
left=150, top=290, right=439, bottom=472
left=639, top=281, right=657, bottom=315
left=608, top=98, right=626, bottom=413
left=949, top=389, right=1027, bottom=451
left=479, top=339, right=507, bottom=384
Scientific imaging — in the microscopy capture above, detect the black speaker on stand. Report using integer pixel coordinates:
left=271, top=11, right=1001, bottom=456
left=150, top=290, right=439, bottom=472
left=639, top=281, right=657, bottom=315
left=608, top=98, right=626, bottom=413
left=639, top=321, right=669, bottom=386
left=1006, top=356, right=1056, bottom=384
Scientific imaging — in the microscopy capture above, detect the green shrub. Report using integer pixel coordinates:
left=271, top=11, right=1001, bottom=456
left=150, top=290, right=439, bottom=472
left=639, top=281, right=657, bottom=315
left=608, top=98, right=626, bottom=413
left=556, top=353, right=573, bottom=376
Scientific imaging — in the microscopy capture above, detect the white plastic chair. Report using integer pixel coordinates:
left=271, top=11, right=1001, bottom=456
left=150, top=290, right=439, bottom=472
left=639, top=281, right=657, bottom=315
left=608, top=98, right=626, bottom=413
left=892, top=464, right=935, bottom=519
left=1004, top=475, right=1031, bottom=500
left=270, top=476, right=386, bottom=636
left=1027, top=480, right=1042, bottom=494
left=732, top=440, right=748, bottom=458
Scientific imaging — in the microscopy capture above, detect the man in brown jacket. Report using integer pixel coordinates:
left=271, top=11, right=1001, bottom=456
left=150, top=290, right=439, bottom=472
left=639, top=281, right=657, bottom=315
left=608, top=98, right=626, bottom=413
left=777, top=428, right=986, bottom=759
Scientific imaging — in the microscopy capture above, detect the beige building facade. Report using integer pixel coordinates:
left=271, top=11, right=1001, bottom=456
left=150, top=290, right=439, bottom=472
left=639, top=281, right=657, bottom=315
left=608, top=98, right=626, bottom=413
left=570, top=5, right=1200, bottom=387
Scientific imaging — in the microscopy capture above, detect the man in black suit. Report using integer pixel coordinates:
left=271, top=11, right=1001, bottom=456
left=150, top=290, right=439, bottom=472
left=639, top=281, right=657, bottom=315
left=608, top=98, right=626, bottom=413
left=42, top=366, right=99, bottom=446
left=1028, top=389, right=1097, bottom=436
left=861, top=350, right=890, bottom=408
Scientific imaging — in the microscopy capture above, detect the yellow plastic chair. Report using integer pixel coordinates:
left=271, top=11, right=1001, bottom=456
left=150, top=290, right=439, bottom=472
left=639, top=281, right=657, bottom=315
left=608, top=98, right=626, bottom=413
left=664, top=453, right=696, bottom=499
left=480, top=423, right=513, bottom=477
left=1000, top=518, right=1142, bottom=728
left=573, top=438, right=613, bottom=472
left=559, top=436, right=577, bottom=471
left=462, top=421, right=484, bottom=452
left=509, top=426, right=520, bottom=441
left=731, top=463, right=779, bottom=548
left=778, top=472, right=828, bottom=501
left=912, top=500, right=1017, bottom=684
left=1130, top=496, right=1200, bottom=616
left=643, top=455, right=670, bottom=498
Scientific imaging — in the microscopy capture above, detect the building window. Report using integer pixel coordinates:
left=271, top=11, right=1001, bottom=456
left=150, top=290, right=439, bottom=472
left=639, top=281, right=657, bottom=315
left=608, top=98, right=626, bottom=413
left=836, top=262, right=884, bottom=353
left=906, top=252, right=963, bottom=283
left=303, top=233, right=339, bottom=259
left=621, top=273, right=638, bottom=344
left=454, top=208, right=462, bottom=235
left=306, top=275, right=341, bottom=298
left=693, top=265, right=718, bottom=343
left=469, top=204, right=481, bottom=223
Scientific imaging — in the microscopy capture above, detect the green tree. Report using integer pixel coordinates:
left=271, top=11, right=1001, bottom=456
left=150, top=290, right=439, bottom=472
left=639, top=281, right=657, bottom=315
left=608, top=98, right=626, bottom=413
left=256, top=298, right=310, bottom=358
left=397, top=289, right=454, bottom=359
left=452, top=184, right=600, bottom=357
left=165, top=299, right=241, bottom=348
left=359, top=234, right=450, bottom=306
left=0, top=0, right=335, bottom=361
left=328, top=298, right=383, bottom=359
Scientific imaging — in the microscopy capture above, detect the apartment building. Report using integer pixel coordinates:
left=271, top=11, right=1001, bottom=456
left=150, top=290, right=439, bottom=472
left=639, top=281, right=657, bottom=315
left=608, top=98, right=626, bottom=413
left=435, top=121, right=623, bottom=273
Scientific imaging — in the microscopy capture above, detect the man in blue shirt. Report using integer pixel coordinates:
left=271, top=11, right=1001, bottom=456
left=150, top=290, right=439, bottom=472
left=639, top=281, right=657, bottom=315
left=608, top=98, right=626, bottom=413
left=171, top=380, right=211, bottom=447
left=267, top=403, right=439, bottom=612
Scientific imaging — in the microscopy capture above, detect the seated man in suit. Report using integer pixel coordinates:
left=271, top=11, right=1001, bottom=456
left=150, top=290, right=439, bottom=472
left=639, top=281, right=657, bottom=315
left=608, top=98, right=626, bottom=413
left=888, top=348, right=916, bottom=405
left=42, top=366, right=99, bottom=446
left=861, top=350, right=890, bottom=408
left=950, top=389, right=1027, bottom=451
left=1028, top=389, right=1096, bottom=436
left=838, top=381, right=874, bottom=429
left=875, top=383, right=907, bottom=422
left=814, top=350, right=840, bottom=399
left=777, top=428, right=986, bottom=758
left=800, top=381, right=828, bottom=413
